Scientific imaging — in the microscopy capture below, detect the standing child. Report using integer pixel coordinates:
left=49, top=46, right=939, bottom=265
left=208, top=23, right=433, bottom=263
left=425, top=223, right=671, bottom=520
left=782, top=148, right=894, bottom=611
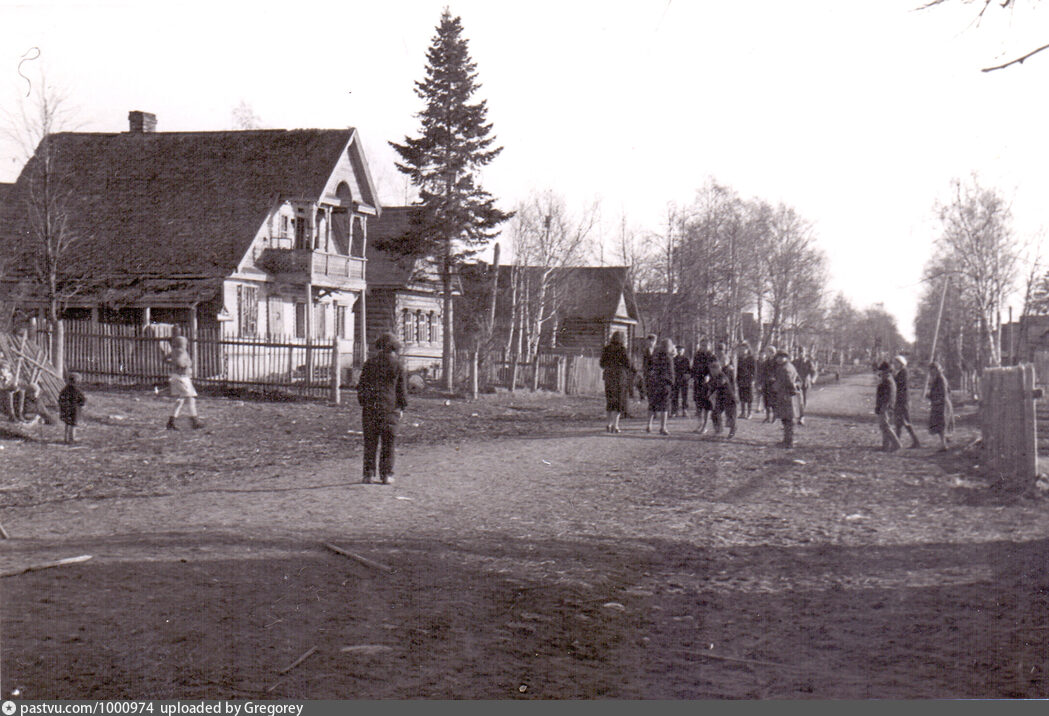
left=357, top=332, right=408, bottom=484
left=736, top=342, right=756, bottom=419
left=58, top=372, right=86, bottom=444
left=165, top=335, right=203, bottom=430
left=709, top=360, right=738, bottom=438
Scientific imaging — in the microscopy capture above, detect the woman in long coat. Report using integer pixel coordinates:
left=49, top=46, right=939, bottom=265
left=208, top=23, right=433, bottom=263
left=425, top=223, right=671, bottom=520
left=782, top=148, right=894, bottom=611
left=646, top=338, right=675, bottom=435
left=692, top=338, right=716, bottom=433
left=771, top=350, right=800, bottom=448
left=600, top=332, right=633, bottom=433
left=927, top=361, right=953, bottom=451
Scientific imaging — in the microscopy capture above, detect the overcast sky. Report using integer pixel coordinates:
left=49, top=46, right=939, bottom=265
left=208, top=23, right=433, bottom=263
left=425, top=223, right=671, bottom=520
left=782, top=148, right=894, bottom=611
left=2, top=0, right=1048, bottom=340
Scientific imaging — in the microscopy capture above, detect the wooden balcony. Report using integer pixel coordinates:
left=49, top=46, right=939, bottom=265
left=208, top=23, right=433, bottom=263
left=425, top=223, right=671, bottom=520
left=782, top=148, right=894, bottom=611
left=259, top=248, right=366, bottom=288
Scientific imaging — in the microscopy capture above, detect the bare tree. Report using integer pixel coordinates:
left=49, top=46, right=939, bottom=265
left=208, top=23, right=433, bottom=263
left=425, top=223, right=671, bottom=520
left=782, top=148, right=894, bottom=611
left=933, top=176, right=1020, bottom=367
left=919, top=0, right=1049, bottom=72
left=506, top=190, right=598, bottom=365
left=3, top=76, right=83, bottom=374
left=231, top=100, right=263, bottom=130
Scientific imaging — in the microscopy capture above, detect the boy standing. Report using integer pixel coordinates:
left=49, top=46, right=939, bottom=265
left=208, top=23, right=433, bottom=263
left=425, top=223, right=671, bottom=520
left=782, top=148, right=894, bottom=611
left=58, top=373, right=86, bottom=444
left=357, top=332, right=408, bottom=485
left=875, top=362, right=902, bottom=452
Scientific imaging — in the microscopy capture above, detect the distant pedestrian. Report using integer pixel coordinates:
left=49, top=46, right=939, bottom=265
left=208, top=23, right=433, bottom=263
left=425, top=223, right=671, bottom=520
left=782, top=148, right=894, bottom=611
left=770, top=350, right=800, bottom=448
left=164, top=336, right=203, bottom=430
left=875, top=361, right=902, bottom=452
left=600, top=331, right=633, bottom=433
left=692, top=338, right=716, bottom=433
left=709, top=360, right=738, bottom=438
left=795, top=347, right=818, bottom=426
left=646, top=338, right=675, bottom=435
left=736, top=342, right=756, bottom=419
left=357, top=332, right=408, bottom=484
left=760, top=345, right=778, bottom=423
left=892, top=355, right=920, bottom=448
left=58, top=372, right=86, bottom=444
left=926, top=361, right=953, bottom=452
left=670, top=345, right=691, bottom=418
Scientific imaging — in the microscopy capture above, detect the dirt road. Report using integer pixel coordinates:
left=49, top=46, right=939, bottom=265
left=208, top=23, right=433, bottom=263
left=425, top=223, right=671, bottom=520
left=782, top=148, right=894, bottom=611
left=3, top=373, right=1049, bottom=698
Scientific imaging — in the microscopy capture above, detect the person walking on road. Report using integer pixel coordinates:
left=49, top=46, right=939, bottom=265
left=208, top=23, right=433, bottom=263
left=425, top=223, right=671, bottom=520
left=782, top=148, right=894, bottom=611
left=709, top=360, right=738, bottom=438
left=771, top=350, right=801, bottom=448
left=875, top=361, right=903, bottom=452
left=736, top=342, right=756, bottom=419
left=670, top=345, right=691, bottom=418
left=760, top=345, right=778, bottom=423
left=646, top=338, right=675, bottom=435
left=164, top=335, right=203, bottom=430
left=926, top=361, right=953, bottom=452
left=692, top=338, right=716, bottom=433
left=357, top=332, right=408, bottom=485
left=892, top=355, right=920, bottom=448
left=795, top=347, right=817, bottom=426
left=600, top=331, right=633, bottom=433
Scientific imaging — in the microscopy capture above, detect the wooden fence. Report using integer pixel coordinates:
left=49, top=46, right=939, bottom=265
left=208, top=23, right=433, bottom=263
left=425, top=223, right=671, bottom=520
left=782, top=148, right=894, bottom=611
left=454, top=349, right=604, bottom=395
left=980, top=364, right=1039, bottom=490
left=42, top=321, right=339, bottom=401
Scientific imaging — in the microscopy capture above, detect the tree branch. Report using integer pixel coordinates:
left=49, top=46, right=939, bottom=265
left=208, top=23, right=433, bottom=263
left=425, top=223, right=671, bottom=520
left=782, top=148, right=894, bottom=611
left=981, top=41, right=1049, bottom=72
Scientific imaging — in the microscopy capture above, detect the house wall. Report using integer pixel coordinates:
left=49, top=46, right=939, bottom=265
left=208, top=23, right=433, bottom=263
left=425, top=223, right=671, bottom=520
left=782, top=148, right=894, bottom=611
left=366, top=288, right=442, bottom=372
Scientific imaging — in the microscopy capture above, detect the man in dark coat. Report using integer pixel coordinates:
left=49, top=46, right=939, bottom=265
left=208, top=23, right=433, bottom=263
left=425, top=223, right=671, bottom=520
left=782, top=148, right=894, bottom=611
left=709, top=360, right=738, bottom=438
left=357, top=332, right=408, bottom=484
left=600, top=331, right=633, bottom=433
left=670, top=345, right=691, bottom=418
left=760, top=345, right=779, bottom=423
left=691, top=338, right=716, bottom=433
left=875, top=361, right=902, bottom=452
left=892, top=355, right=920, bottom=448
left=771, top=350, right=800, bottom=448
left=736, top=342, right=756, bottom=419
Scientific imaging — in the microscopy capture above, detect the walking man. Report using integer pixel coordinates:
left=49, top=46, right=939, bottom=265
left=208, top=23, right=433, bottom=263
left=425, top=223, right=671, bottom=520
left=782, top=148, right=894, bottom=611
left=892, top=355, right=920, bottom=448
left=795, top=347, right=817, bottom=426
left=670, top=345, right=691, bottom=418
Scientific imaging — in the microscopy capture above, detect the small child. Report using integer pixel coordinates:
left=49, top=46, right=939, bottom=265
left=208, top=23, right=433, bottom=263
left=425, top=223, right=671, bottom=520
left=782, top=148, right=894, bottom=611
left=58, top=373, right=86, bottom=444
left=709, top=360, right=738, bottom=438
left=165, top=335, right=203, bottom=430
left=356, top=332, right=408, bottom=485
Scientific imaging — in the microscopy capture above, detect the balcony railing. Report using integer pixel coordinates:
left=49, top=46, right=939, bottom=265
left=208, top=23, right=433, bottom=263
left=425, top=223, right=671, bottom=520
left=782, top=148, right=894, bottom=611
left=259, top=248, right=365, bottom=285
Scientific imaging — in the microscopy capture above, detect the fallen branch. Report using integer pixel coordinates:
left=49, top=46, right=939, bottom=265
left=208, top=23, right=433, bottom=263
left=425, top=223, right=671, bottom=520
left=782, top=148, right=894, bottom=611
left=0, top=554, right=92, bottom=578
left=324, top=542, right=393, bottom=573
left=278, top=646, right=317, bottom=675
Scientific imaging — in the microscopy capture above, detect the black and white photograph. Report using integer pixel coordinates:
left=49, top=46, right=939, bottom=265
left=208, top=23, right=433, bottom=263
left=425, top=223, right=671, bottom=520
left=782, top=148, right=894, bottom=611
left=1, top=0, right=1049, bottom=700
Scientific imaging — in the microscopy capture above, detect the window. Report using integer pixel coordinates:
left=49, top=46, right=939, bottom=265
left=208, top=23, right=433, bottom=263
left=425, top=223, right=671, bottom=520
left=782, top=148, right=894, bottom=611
left=280, top=215, right=290, bottom=238
left=417, top=311, right=427, bottom=343
left=350, top=216, right=365, bottom=257
left=295, top=302, right=306, bottom=339
left=237, top=285, right=258, bottom=338
left=429, top=312, right=437, bottom=343
left=402, top=309, right=414, bottom=344
left=336, top=305, right=348, bottom=339
left=315, top=303, right=327, bottom=338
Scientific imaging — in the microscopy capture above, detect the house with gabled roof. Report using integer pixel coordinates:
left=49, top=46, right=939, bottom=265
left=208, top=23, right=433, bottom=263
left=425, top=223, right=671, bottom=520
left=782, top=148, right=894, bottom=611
left=459, top=263, right=639, bottom=355
left=0, top=111, right=380, bottom=369
left=364, top=206, right=452, bottom=373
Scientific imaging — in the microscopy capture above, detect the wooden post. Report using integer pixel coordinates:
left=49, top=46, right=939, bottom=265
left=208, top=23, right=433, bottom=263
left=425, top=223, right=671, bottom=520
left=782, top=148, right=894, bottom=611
left=1023, top=364, right=1038, bottom=486
left=189, top=303, right=199, bottom=378
left=470, top=350, right=479, bottom=401
left=331, top=336, right=341, bottom=405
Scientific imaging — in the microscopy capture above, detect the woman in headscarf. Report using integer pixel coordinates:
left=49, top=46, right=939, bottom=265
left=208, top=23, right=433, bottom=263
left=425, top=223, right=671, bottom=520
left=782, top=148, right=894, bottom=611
left=599, top=331, right=633, bottom=433
left=927, top=361, right=953, bottom=451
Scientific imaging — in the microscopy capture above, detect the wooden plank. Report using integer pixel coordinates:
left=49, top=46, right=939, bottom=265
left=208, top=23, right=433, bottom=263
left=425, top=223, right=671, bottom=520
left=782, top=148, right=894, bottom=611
left=0, top=554, right=92, bottom=578
left=323, top=542, right=393, bottom=573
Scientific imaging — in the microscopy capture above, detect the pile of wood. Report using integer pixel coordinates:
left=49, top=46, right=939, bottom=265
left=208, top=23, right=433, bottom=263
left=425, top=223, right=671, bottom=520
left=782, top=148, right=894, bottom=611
left=0, top=330, right=62, bottom=407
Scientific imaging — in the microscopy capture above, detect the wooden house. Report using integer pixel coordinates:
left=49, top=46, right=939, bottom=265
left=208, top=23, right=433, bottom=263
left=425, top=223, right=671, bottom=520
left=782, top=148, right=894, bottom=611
left=364, top=206, right=450, bottom=374
left=0, top=111, right=381, bottom=375
left=460, top=264, right=639, bottom=355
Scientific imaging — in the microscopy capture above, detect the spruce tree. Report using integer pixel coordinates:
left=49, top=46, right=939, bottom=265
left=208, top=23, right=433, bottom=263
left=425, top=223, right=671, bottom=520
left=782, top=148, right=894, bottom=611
left=387, top=8, right=510, bottom=391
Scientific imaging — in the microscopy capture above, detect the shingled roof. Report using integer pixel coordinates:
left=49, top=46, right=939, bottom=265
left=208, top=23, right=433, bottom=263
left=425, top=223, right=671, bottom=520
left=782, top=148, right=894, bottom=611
left=0, top=128, right=359, bottom=279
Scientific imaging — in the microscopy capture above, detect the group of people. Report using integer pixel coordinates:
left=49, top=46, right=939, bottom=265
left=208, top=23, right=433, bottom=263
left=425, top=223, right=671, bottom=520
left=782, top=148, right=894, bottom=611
left=874, top=357, right=953, bottom=452
left=0, top=359, right=86, bottom=444
left=599, top=333, right=817, bottom=448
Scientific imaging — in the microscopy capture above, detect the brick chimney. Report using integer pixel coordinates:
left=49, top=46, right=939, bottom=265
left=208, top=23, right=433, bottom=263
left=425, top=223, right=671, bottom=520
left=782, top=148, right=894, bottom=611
left=128, top=110, right=157, bottom=133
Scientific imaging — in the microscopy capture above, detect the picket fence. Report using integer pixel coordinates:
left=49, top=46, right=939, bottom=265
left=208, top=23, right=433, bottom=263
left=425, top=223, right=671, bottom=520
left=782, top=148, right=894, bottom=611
left=454, top=349, right=605, bottom=395
left=42, top=320, right=339, bottom=401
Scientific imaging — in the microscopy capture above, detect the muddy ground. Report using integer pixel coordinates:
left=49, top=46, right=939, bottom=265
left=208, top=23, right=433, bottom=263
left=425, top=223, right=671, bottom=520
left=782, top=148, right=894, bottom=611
left=1, top=373, right=1048, bottom=699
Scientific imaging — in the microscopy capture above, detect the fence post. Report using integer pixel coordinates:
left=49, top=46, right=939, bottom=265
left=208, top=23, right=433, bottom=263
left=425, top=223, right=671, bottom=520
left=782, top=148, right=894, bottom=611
left=1023, top=364, right=1038, bottom=486
left=331, top=336, right=341, bottom=405
left=470, top=351, right=479, bottom=401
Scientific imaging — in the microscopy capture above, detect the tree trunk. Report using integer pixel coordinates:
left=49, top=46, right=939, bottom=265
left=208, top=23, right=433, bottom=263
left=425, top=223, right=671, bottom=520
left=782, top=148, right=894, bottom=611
left=441, top=258, right=454, bottom=392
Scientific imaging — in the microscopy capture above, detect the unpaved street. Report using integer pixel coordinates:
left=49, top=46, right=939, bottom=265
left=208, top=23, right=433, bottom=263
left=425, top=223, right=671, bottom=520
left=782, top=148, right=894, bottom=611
left=2, top=373, right=1049, bottom=698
